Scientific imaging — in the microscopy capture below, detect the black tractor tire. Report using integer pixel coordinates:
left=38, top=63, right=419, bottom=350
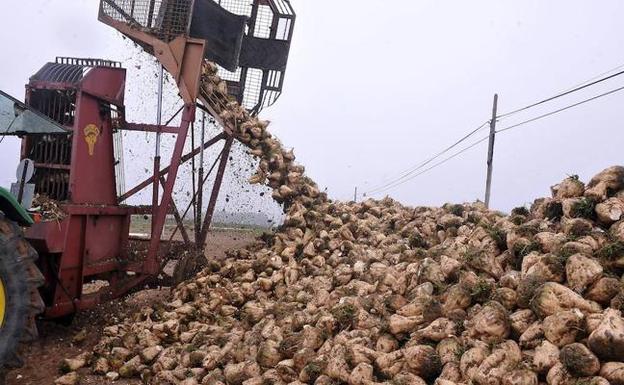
left=0, top=214, right=45, bottom=375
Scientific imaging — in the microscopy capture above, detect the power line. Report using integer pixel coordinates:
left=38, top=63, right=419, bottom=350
left=363, top=121, right=489, bottom=195
left=560, top=62, right=624, bottom=93
left=367, top=135, right=490, bottom=196
left=366, top=83, right=624, bottom=197
left=497, top=84, right=624, bottom=134
left=497, top=67, right=624, bottom=120
left=364, top=63, right=624, bottom=197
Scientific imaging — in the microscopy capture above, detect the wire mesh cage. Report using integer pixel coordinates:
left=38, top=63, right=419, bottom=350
left=99, top=0, right=295, bottom=115
left=214, top=0, right=295, bottom=115
left=99, top=0, right=194, bottom=44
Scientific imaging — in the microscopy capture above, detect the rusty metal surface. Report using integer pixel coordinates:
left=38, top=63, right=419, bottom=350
left=30, top=58, right=121, bottom=85
left=23, top=59, right=127, bottom=202
left=123, top=123, right=180, bottom=134
left=21, top=60, right=135, bottom=319
left=24, top=88, right=76, bottom=127
left=68, top=76, right=123, bottom=205
left=144, top=105, right=194, bottom=275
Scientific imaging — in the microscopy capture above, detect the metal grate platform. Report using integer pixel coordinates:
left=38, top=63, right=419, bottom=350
left=99, top=0, right=193, bottom=43
left=99, top=0, right=295, bottom=115
left=31, top=57, right=122, bottom=85
left=215, top=0, right=295, bottom=114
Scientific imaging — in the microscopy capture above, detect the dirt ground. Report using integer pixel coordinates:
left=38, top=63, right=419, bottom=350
left=5, top=229, right=258, bottom=385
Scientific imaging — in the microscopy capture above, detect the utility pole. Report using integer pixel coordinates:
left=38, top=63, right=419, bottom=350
left=484, top=94, right=498, bottom=208
left=152, top=65, right=164, bottom=235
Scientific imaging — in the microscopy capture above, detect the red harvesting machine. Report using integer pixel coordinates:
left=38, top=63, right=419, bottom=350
left=0, top=0, right=296, bottom=372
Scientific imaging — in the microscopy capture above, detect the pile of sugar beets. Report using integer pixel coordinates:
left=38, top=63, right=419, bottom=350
left=56, top=66, right=624, bottom=385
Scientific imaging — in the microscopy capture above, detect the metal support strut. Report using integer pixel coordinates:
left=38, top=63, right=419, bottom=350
left=145, top=104, right=194, bottom=275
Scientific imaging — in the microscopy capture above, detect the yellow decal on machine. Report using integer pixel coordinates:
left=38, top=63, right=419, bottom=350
left=84, top=124, right=100, bottom=156
left=0, top=277, right=6, bottom=327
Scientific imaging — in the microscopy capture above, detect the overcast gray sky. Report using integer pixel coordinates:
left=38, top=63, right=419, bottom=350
left=1, top=0, right=624, bottom=215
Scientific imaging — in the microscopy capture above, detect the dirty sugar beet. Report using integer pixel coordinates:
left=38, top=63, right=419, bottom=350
left=55, top=65, right=624, bottom=385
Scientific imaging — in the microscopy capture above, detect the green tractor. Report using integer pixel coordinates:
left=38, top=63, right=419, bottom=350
left=0, top=187, right=44, bottom=378
left=0, top=90, right=68, bottom=380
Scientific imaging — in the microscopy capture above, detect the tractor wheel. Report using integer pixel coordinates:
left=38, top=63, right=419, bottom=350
left=0, top=214, right=44, bottom=374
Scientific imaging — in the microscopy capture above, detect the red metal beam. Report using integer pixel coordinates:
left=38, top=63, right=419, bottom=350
left=58, top=204, right=170, bottom=217
left=159, top=176, right=191, bottom=245
left=62, top=204, right=134, bottom=216
left=165, top=143, right=228, bottom=245
left=198, top=136, right=234, bottom=246
left=124, top=105, right=184, bottom=134
left=144, top=106, right=194, bottom=275
left=81, top=89, right=124, bottom=108
left=118, top=132, right=227, bottom=202
left=123, top=123, right=180, bottom=134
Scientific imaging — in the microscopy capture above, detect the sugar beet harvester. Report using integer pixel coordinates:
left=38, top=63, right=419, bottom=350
left=0, top=0, right=295, bottom=375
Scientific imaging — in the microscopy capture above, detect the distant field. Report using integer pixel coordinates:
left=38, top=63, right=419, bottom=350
left=129, top=214, right=268, bottom=240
